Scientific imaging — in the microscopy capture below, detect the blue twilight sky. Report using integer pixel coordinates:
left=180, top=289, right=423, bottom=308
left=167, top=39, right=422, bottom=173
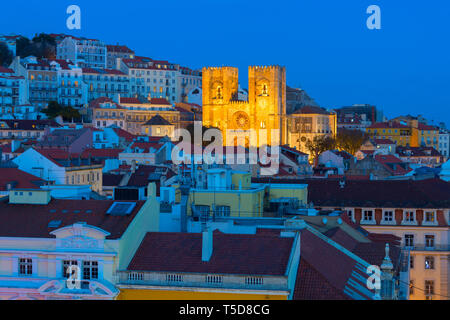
left=1, top=0, right=449, bottom=126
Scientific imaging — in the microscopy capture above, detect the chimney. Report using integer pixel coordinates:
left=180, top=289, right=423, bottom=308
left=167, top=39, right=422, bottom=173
left=202, top=228, right=213, bottom=262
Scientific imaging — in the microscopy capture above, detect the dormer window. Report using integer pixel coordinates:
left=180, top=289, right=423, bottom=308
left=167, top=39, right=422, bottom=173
left=361, top=210, right=375, bottom=224
left=403, top=210, right=416, bottom=224
left=424, top=211, right=435, bottom=223
left=382, top=210, right=394, bottom=223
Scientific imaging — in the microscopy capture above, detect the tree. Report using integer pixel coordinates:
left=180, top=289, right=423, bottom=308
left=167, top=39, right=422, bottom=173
left=42, top=101, right=81, bottom=122
left=0, top=43, right=13, bottom=67
left=305, top=135, right=336, bottom=166
left=335, top=128, right=369, bottom=155
left=16, top=34, right=56, bottom=59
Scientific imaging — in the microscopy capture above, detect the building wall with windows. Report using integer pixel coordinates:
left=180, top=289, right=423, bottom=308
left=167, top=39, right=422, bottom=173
left=57, top=37, right=107, bottom=69
left=82, top=68, right=130, bottom=103
left=57, top=64, right=87, bottom=108
left=0, top=184, right=159, bottom=300
left=287, top=106, right=337, bottom=155
left=322, top=205, right=449, bottom=300
left=439, top=131, right=449, bottom=159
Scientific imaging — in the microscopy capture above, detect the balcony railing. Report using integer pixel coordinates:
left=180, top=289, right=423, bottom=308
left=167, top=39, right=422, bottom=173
left=118, top=271, right=288, bottom=291
left=406, top=244, right=450, bottom=252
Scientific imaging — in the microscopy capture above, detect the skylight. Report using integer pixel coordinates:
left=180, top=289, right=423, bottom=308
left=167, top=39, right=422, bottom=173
left=106, top=202, right=136, bottom=216
left=48, top=220, right=62, bottom=228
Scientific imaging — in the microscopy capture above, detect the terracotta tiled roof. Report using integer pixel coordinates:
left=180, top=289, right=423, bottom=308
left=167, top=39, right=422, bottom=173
left=129, top=142, right=164, bottom=153
left=292, top=105, right=331, bottom=115
left=119, top=97, right=142, bottom=104
left=0, top=199, right=145, bottom=239
left=0, top=168, right=45, bottom=191
left=112, top=127, right=136, bottom=142
left=0, top=119, right=61, bottom=131
left=144, top=115, right=172, bottom=126
left=106, top=45, right=134, bottom=54
left=89, top=96, right=124, bottom=109
left=293, top=259, right=349, bottom=300
left=397, top=146, right=441, bottom=157
left=252, top=177, right=450, bottom=209
left=373, top=138, right=395, bottom=145
left=81, top=148, right=123, bottom=158
left=127, top=230, right=294, bottom=275
left=0, top=66, right=14, bottom=74
left=150, top=98, right=171, bottom=105
left=368, top=122, right=409, bottom=129
left=293, top=228, right=376, bottom=300
left=374, top=154, right=412, bottom=175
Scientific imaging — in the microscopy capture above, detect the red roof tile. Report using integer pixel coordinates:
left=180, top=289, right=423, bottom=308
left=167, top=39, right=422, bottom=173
left=0, top=199, right=145, bottom=239
left=127, top=231, right=294, bottom=275
left=0, top=168, right=45, bottom=191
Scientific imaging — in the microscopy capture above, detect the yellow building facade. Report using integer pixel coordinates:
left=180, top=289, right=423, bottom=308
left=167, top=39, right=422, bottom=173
left=202, top=66, right=287, bottom=147
left=366, top=124, right=412, bottom=147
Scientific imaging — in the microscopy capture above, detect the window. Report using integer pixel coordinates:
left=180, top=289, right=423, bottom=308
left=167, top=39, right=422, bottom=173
left=214, top=206, right=231, bottom=217
left=425, top=256, right=434, bottom=270
left=363, top=210, right=373, bottom=221
left=63, top=260, right=78, bottom=278
left=19, top=258, right=32, bottom=275
left=425, top=211, right=435, bottom=223
left=82, top=261, right=98, bottom=280
left=425, top=235, right=435, bottom=248
left=404, top=211, right=415, bottom=222
left=405, top=234, right=414, bottom=247
left=425, top=280, right=434, bottom=299
left=383, top=211, right=394, bottom=222
left=410, top=255, right=414, bottom=269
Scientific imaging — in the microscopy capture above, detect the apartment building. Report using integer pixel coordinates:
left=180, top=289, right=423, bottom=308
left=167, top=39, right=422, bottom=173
left=119, top=56, right=201, bottom=104
left=82, top=68, right=129, bottom=103
left=287, top=105, right=337, bottom=154
left=119, top=96, right=179, bottom=135
left=106, top=44, right=135, bottom=69
left=299, top=178, right=450, bottom=300
left=0, top=119, right=60, bottom=142
left=57, top=36, right=107, bottom=69
left=57, top=60, right=87, bottom=108
left=366, top=122, right=412, bottom=147
left=176, top=67, right=202, bottom=103
left=12, top=148, right=104, bottom=193
left=0, top=184, right=159, bottom=300
left=10, top=56, right=58, bottom=109
left=438, top=130, right=449, bottom=159
left=90, top=97, right=127, bottom=130
left=0, top=66, right=28, bottom=111
left=117, top=216, right=405, bottom=300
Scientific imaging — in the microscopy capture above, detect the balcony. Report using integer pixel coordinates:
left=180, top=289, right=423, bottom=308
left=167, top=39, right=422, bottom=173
left=118, top=271, right=288, bottom=292
left=406, top=244, right=450, bottom=252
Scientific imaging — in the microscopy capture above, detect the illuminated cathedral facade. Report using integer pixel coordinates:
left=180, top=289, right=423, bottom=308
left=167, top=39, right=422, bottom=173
left=202, top=66, right=288, bottom=147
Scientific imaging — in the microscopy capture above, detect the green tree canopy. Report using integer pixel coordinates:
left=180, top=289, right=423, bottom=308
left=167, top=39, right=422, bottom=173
left=335, top=128, right=369, bottom=155
left=16, top=33, right=56, bottom=59
left=43, top=101, right=81, bottom=122
left=305, top=135, right=336, bottom=166
left=0, top=43, right=14, bottom=67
